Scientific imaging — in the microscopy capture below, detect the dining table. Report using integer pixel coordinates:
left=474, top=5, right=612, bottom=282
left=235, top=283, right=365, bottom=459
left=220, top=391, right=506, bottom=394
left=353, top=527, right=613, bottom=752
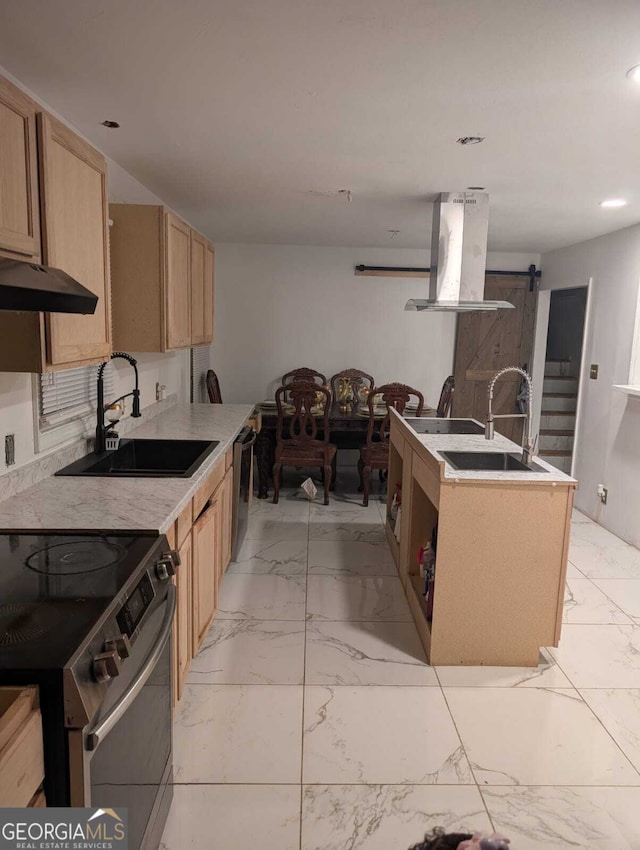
left=253, top=401, right=434, bottom=499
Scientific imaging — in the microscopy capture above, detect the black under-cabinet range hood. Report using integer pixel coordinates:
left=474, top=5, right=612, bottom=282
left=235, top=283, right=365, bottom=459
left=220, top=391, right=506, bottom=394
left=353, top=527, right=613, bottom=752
left=0, top=258, right=98, bottom=314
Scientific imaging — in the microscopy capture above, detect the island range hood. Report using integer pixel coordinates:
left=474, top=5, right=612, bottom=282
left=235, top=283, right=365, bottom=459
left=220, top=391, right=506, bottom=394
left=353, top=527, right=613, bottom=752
left=0, top=258, right=98, bottom=314
left=405, top=191, right=514, bottom=312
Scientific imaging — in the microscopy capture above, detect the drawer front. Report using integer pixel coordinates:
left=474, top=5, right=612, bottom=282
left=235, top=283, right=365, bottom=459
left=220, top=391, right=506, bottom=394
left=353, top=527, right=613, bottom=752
left=176, top=500, right=193, bottom=547
left=0, top=688, right=44, bottom=807
left=225, top=446, right=233, bottom=471
left=193, top=459, right=225, bottom=519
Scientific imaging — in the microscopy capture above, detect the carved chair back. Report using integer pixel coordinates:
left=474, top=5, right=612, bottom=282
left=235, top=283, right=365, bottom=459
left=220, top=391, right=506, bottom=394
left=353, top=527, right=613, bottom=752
left=365, top=382, right=425, bottom=449
left=436, top=375, right=455, bottom=418
left=330, top=368, right=375, bottom=407
left=275, top=381, right=331, bottom=448
left=282, top=367, right=326, bottom=386
left=206, top=369, right=223, bottom=404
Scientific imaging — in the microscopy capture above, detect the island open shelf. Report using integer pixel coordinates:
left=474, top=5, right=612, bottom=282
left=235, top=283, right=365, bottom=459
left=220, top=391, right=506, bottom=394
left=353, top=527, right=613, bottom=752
left=387, top=411, right=575, bottom=667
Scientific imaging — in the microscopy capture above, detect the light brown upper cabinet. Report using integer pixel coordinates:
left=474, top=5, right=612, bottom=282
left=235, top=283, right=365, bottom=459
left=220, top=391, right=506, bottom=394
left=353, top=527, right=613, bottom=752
left=0, top=81, right=112, bottom=373
left=110, top=204, right=214, bottom=352
left=0, top=77, right=41, bottom=259
left=38, top=114, right=111, bottom=367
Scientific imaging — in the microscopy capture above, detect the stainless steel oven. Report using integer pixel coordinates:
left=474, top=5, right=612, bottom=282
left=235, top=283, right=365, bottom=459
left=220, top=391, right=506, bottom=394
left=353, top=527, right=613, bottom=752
left=231, top=425, right=257, bottom=561
left=67, top=546, right=177, bottom=850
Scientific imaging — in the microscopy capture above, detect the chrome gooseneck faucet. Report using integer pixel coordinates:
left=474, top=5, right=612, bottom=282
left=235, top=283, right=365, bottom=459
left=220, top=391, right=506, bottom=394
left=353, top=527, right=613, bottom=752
left=485, top=366, right=535, bottom=465
left=95, top=352, right=141, bottom=453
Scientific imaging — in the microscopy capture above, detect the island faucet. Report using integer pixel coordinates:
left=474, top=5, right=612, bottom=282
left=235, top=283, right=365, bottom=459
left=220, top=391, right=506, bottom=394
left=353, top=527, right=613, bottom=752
left=95, top=351, right=141, bottom=453
left=485, top=366, right=535, bottom=465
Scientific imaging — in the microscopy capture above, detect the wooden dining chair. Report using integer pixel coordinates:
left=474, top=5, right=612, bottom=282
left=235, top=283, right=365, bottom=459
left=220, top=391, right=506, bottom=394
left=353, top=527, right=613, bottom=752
left=436, top=375, right=455, bottom=417
left=206, top=369, right=223, bottom=404
left=329, top=368, right=375, bottom=405
left=282, top=367, right=327, bottom=386
left=273, top=381, right=336, bottom=505
left=358, top=382, right=424, bottom=506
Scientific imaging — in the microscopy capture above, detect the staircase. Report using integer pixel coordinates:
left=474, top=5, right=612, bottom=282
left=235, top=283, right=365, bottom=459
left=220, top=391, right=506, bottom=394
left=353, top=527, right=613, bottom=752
left=539, top=360, right=578, bottom=474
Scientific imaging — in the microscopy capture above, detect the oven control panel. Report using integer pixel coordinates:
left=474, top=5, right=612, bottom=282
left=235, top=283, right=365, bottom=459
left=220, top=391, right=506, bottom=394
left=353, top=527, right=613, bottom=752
left=116, top=570, right=156, bottom=638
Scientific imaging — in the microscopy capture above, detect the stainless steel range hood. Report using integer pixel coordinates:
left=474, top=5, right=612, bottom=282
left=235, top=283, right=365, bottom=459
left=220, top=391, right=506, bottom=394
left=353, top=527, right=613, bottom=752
left=0, top=258, right=98, bottom=314
left=405, top=192, right=514, bottom=312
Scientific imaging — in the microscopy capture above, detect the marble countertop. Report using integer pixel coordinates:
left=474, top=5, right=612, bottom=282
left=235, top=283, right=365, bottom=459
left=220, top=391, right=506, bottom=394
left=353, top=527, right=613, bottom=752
left=0, top=404, right=255, bottom=534
left=393, top=411, right=576, bottom=484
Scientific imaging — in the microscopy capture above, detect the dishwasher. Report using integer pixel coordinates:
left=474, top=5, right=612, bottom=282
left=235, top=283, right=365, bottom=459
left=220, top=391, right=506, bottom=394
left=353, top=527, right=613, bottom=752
left=231, top=425, right=257, bottom=561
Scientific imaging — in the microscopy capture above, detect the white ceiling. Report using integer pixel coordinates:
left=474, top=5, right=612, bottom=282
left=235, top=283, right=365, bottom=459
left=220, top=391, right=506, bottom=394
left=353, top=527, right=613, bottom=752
left=1, top=0, right=640, bottom=252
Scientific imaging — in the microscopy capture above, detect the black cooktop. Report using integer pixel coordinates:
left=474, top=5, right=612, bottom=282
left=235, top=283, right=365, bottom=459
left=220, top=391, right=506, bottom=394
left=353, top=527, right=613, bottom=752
left=0, top=533, right=159, bottom=671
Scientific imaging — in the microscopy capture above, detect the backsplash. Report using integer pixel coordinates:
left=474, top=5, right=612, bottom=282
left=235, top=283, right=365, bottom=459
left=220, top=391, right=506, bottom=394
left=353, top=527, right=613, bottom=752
left=0, top=394, right=178, bottom=502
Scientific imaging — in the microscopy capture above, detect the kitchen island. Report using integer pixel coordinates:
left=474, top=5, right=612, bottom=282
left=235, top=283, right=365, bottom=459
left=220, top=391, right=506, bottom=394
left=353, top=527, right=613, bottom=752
left=387, top=409, right=577, bottom=667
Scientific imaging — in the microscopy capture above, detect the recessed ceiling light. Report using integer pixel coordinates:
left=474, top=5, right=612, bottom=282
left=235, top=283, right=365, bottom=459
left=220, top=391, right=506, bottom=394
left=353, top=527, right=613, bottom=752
left=626, top=64, right=640, bottom=83
left=457, top=136, right=485, bottom=145
left=101, top=120, right=120, bottom=128
left=600, top=198, right=627, bottom=208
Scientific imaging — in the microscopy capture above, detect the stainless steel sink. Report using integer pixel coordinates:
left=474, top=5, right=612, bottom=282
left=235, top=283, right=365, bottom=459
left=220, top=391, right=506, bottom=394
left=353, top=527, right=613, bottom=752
left=405, top=418, right=485, bottom=435
left=56, top=439, right=219, bottom=478
left=440, top=450, right=548, bottom=473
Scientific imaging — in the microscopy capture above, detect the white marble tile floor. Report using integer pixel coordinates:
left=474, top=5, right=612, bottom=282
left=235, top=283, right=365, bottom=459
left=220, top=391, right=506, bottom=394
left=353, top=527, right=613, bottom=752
left=162, top=496, right=640, bottom=849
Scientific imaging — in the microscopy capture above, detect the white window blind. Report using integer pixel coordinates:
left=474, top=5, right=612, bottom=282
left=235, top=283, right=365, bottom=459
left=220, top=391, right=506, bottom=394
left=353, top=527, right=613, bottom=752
left=190, top=345, right=210, bottom=403
left=39, top=362, right=116, bottom=430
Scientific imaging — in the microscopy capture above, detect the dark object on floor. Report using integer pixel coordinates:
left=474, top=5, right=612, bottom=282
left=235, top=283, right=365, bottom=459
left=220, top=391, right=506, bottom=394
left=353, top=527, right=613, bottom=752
left=273, top=380, right=337, bottom=505
left=409, top=830, right=472, bottom=849
left=206, top=369, right=223, bottom=404
left=410, top=830, right=511, bottom=850
left=359, top=382, right=424, bottom=506
left=436, top=375, right=455, bottom=417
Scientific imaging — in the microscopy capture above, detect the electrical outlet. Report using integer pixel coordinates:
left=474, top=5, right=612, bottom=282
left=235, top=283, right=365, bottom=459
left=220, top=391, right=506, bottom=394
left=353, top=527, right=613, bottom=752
left=5, top=434, right=15, bottom=467
left=597, top=484, right=608, bottom=504
left=590, top=364, right=599, bottom=379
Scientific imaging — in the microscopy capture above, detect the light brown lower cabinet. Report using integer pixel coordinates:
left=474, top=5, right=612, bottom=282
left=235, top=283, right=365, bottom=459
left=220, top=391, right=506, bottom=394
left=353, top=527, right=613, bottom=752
left=174, top=531, right=193, bottom=703
left=192, top=495, right=219, bottom=655
left=170, top=449, right=234, bottom=705
left=221, top=466, right=234, bottom=574
left=0, top=686, right=45, bottom=807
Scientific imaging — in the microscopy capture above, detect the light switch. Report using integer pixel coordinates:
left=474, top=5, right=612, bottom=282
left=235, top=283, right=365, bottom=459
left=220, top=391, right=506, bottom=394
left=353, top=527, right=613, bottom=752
left=590, top=364, right=599, bottom=379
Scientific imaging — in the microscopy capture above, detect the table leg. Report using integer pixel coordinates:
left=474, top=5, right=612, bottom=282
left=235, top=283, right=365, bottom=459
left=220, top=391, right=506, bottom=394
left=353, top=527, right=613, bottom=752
left=255, top=430, right=273, bottom=499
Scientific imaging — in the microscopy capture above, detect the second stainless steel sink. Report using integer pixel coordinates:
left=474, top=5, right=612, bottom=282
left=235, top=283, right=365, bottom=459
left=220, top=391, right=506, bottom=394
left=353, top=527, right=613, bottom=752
left=56, top=438, right=219, bottom=478
left=440, top=451, right=548, bottom=473
left=405, top=418, right=485, bottom=435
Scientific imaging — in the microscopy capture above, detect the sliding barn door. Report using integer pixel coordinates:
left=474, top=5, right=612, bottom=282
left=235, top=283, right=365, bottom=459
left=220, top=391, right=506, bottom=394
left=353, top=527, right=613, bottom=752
left=452, top=275, right=537, bottom=442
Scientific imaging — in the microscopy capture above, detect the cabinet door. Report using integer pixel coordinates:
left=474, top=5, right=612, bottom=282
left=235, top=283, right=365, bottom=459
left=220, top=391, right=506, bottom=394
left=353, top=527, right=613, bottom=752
left=38, top=113, right=111, bottom=366
left=221, top=466, right=234, bottom=574
left=174, top=531, right=193, bottom=704
left=204, top=243, right=215, bottom=343
left=192, top=500, right=218, bottom=654
left=190, top=230, right=207, bottom=345
left=164, top=212, right=191, bottom=350
left=0, top=77, right=40, bottom=258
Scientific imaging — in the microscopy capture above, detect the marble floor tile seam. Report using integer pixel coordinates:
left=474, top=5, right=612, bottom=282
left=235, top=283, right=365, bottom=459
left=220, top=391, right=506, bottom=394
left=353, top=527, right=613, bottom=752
left=168, top=778, right=640, bottom=788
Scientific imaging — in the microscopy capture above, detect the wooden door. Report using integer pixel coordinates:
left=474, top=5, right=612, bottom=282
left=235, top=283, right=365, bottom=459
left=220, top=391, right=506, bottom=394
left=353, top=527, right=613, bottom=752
left=164, top=212, right=191, bottom=350
left=192, top=499, right=218, bottom=653
left=0, top=77, right=40, bottom=258
left=221, top=466, right=233, bottom=574
left=174, top=531, right=193, bottom=703
left=190, top=230, right=207, bottom=345
left=38, top=113, right=111, bottom=366
left=452, top=276, right=537, bottom=442
left=204, top=243, right=215, bottom=343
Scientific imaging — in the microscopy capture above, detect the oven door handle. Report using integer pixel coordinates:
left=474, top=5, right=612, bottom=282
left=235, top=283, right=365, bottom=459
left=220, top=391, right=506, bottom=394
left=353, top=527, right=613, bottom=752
left=85, top=585, right=176, bottom=752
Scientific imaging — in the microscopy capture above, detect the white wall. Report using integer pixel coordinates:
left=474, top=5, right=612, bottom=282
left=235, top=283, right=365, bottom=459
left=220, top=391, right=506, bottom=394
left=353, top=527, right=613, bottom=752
left=210, top=244, right=540, bottom=408
left=0, top=66, right=191, bottom=475
left=540, top=224, right=640, bottom=545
